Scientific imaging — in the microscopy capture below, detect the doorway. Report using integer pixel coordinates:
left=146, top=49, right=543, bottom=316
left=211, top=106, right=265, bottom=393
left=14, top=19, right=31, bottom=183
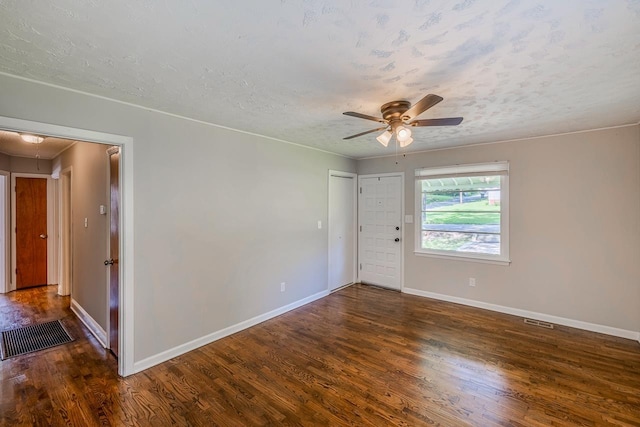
left=328, top=170, right=357, bottom=292
left=358, top=173, right=404, bottom=290
left=0, top=115, right=134, bottom=376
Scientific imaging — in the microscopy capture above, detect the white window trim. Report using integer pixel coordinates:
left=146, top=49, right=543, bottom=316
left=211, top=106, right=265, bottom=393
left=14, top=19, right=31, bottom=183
left=414, top=162, right=510, bottom=265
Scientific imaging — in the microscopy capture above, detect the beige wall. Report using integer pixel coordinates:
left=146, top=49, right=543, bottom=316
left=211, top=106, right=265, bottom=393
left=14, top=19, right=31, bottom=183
left=0, top=153, right=9, bottom=170
left=9, top=156, right=52, bottom=174
left=357, top=125, right=640, bottom=333
left=0, top=73, right=356, bottom=362
left=53, top=142, right=110, bottom=331
left=0, top=153, right=52, bottom=174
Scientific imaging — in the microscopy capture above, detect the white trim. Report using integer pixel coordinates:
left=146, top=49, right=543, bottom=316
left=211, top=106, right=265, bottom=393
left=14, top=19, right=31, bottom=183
left=0, top=72, right=353, bottom=160
left=327, top=170, right=357, bottom=292
left=57, top=167, right=73, bottom=296
left=403, top=287, right=640, bottom=341
left=358, top=123, right=640, bottom=160
left=70, top=298, right=108, bottom=348
left=133, top=289, right=330, bottom=373
left=0, top=115, right=135, bottom=377
left=357, top=172, right=405, bottom=291
left=10, top=173, right=54, bottom=291
left=413, top=251, right=511, bottom=265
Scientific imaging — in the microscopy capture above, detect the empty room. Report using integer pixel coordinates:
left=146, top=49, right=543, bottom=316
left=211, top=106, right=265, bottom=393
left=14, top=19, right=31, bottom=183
left=0, top=1, right=639, bottom=426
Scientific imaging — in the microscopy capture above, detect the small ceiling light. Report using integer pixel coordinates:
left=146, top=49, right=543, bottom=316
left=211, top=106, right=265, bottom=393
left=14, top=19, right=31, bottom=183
left=399, top=136, right=414, bottom=148
left=376, top=130, right=392, bottom=147
left=21, top=134, right=44, bottom=144
left=395, top=125, right=412, bottom=143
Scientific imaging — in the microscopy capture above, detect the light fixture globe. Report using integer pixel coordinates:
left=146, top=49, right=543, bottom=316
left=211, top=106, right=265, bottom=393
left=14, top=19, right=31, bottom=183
left=376, top=130, right=392, bottom=147
left=20, top=134, right=44, bottom=144
left=395, top=125, right=412, bottom=143
left=399, top=136, right=414, bottom=148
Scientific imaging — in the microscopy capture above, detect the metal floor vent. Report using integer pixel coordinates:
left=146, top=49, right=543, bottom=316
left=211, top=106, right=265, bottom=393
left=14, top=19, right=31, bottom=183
left=1, top=320, right=73, bottom=360
left=524, top=318, right=554, bottom=329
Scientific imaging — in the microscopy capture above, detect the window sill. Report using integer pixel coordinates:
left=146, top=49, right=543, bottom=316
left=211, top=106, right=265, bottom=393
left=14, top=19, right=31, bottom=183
left=413, top=251, right=511, bottom=266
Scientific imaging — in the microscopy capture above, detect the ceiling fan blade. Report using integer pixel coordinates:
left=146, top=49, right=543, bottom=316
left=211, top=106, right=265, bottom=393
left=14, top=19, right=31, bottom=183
left=409, top=117, right=464, bottom=127
left=343, top=127, right=388, bottom=140
left=343, top=111, right=386, bottom=123
left=403, top=94, right=444, bottom=120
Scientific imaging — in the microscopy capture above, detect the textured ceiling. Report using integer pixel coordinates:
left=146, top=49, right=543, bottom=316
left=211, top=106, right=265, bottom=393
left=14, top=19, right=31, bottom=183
left=0, top=1, right=639, bottom=159
left=0, top=130, right=75, bottom=159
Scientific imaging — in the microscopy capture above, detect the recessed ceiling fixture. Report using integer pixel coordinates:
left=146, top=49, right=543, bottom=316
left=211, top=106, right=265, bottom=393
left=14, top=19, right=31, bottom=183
left=20, top=134, right=45, bottom=144
left=343, top=94, right=463, bottom=148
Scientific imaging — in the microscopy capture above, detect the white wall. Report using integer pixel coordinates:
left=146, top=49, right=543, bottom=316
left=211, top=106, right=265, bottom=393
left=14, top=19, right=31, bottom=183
left=53, top=142, right=110, bottom=331
left=0, top=73, right=355, bottom=363
left=358, top=125, right=640, bottom=335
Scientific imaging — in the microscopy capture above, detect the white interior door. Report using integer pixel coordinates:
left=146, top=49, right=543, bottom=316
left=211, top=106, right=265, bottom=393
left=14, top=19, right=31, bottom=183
left=328, top=171, right=356, bottom=291
left=358, top=174, right=403, bottom=290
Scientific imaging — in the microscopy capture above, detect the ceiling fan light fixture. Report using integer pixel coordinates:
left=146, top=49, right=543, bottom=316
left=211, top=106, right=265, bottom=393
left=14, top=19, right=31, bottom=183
left=21, top=134, right=44, bottom=144
left=399, top=136, right=414, bottom=148
left=395, top=125, right=412, bottom=143
left=376, top=130, right=392, bottom=147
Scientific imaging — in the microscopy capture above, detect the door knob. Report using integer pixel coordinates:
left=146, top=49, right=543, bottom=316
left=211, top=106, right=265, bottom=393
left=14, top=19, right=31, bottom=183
left=104, top=259, right=115, bottom=266
left=394, top=238, right=400, bottom=242
left=39, top=234, right=47, bottom=239
left=395, top=226, right=400, bottom=231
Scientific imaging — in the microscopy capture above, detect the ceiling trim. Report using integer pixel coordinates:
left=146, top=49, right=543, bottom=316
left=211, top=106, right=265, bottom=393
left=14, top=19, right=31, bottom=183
left=357, top=123, right=640, bottom=161
left=49, top=140, right=79, bottom=159
left=0, top=71, right=354, bottom=160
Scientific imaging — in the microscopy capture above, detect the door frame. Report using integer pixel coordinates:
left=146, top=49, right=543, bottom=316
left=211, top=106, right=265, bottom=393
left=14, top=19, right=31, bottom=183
left=0, top=115, right=135, bottom=377
left=327, top=170, right=357, bottom=291
left=58, top=166, right=73, bottom=296
left=11, top=173, right=56, bottom=291
left=357, top=172, right=405, bottom=290
left=0, top=170, right=9, bottom=294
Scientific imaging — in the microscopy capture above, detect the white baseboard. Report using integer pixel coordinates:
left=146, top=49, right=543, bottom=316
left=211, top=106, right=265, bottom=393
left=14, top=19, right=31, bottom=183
left=403, top=287, right=640, bottom=341
left=133, top=289, right=330, bottom=373
left=70, top=298, right=108, bottom=348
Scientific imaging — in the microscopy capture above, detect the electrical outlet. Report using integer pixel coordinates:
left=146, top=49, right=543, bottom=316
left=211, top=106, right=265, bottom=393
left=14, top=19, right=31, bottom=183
left=469, top=277, right=476, bottom=287
left=280, top=282, right=286, bottom=292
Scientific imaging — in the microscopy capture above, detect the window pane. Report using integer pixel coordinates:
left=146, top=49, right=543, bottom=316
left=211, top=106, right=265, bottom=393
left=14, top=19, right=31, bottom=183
left=421, top=175, right=502, bottom=193
left=421, top=231, right=501, bottom=255
left=423, top=211, right=500, bottom=228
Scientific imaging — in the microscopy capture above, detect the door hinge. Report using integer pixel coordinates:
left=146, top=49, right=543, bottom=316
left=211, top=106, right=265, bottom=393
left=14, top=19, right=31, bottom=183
left=359, top=187, right=362, bottom=194
left=359, top=263, right=362, bottom=270
left=359, top=225, right=362, bottom=232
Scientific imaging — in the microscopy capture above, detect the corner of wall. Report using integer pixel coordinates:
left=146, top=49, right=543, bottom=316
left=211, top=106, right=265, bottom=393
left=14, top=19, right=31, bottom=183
left=70, top=298, right=107, bottom=348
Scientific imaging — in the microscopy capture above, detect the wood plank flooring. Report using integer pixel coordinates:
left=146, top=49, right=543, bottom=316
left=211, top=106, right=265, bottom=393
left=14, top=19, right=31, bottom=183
left=1, top=284, right=639, bottom=426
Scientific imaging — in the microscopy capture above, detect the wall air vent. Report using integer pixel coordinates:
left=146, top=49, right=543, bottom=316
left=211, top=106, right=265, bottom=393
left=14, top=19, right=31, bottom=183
left=524, top=318, right=554, bottom=329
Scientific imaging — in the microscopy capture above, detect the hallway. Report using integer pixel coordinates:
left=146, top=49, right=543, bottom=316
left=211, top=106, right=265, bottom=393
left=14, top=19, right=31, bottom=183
left=0, top=286, right=117, bottom=425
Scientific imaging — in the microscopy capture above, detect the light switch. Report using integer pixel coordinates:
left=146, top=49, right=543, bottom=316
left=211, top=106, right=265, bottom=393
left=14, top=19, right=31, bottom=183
left=317, top=220, right=322, bottom=229
left=99, top=205, right=107, bottom=215
left=404, top=215, right=413, bottom=223
left=84, top=218, right=88, bottom=228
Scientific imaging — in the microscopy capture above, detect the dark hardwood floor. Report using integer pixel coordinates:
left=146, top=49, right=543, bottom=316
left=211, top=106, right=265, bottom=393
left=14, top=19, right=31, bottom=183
left=1, top=284, right=639, bottom=426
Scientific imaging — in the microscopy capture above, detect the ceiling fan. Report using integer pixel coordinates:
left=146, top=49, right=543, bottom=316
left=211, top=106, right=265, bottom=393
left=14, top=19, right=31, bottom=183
left=343, top=94, right=463, bottom=147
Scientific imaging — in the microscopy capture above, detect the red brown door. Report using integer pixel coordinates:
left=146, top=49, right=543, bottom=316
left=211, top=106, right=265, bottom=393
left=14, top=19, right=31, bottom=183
left=16, top=177, right=47, bottom=289
left=107, top=148, right=120, bottom=357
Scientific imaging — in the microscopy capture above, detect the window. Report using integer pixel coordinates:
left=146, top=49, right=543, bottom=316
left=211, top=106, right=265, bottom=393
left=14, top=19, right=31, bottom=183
left=415, top=162, right=509, bottom=264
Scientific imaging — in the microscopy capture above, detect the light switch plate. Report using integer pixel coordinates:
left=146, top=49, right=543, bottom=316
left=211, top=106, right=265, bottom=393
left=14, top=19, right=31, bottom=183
left=404, top=215, right=413, bottom=223
left=317, top=220, right=322, bottom=229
